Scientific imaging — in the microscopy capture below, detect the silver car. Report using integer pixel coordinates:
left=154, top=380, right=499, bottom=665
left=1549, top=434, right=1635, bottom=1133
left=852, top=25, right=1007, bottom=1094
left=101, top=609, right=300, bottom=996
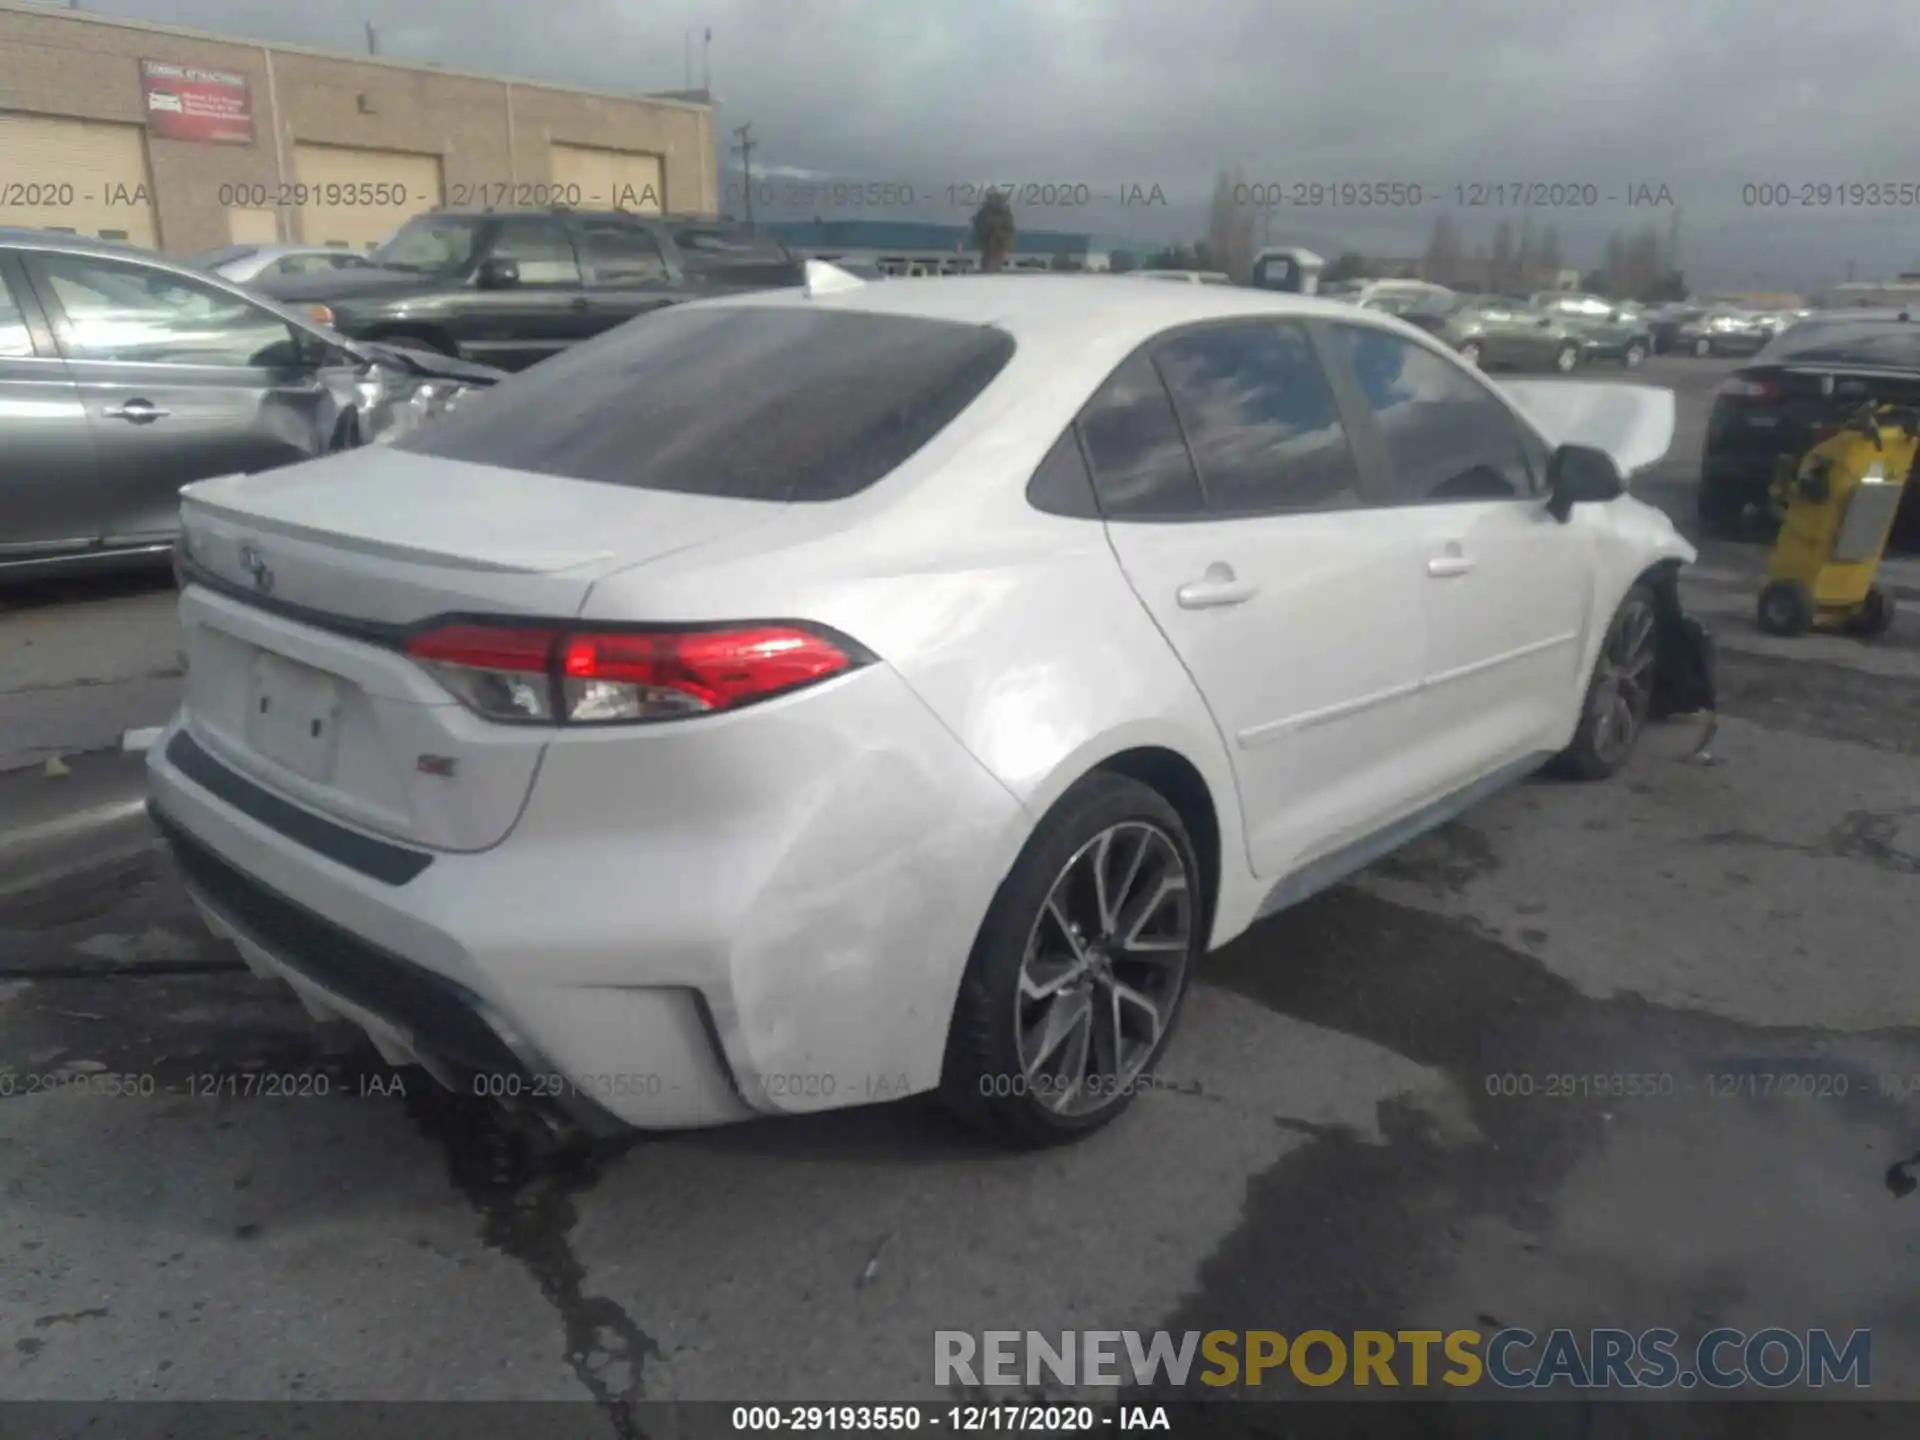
left=2, top=229, right=499, bottom=581
left=1676, top=308, right=1771, bottom=357
left=187, top=243, right=377, bottom=286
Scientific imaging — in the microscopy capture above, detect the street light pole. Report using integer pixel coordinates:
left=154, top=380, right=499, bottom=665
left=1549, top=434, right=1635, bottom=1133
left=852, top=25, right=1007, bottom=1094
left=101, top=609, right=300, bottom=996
left=733, top=122, right=756, bottom=227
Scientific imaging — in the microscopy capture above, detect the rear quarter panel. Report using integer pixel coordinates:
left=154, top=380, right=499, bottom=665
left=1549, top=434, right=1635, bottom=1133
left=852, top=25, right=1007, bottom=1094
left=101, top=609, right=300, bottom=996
left=576, top=340, right=1261, bottom=947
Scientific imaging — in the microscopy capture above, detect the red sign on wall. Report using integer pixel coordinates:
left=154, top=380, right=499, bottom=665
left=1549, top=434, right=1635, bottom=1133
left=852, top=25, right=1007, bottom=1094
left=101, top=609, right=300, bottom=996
left=139, top=59, right=255, bottom=145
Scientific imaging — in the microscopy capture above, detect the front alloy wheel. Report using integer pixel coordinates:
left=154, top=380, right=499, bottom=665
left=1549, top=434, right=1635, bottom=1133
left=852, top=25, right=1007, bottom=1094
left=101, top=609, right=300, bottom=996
left=940, top=772, right=1202, bottom=1145
left=1459, top=340, right=1484, bottom=367
left=1623, top=341, right=1648, bottom=368
left=1554, top=343, right=1580, bottom=373
left=1551, top=584, right=1658, bottom=780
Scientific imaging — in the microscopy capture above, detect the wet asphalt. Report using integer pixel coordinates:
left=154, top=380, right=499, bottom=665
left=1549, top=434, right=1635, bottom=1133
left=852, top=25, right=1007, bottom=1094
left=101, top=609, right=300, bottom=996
left=3, top=357, right=1919, bottom=1428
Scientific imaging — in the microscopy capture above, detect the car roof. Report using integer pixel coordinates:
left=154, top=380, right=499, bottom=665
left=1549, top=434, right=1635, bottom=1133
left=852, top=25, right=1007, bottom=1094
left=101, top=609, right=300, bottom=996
left=0, top=227, right=167, bottom=262
left=694, top=273, right=1410, bottom=354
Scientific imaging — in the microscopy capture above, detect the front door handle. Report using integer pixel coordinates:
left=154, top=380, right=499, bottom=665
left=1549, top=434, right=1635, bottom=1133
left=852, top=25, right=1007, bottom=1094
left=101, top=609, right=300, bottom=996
left=103, top=399, right=170, bottom=424
left=1427, top=552, right=1475, bottom=578
left=1176, top=563, right=1258, bottom=609
left=570, top=297, right=592, bottom=311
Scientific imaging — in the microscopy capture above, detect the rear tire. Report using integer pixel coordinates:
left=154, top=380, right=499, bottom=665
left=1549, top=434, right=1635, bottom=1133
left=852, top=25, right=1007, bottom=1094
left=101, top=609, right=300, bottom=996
left=1844, top=584, right=1896, bottom=639
left=938, top=772, right=1204, bottom=1148
left=1550, top=583, right=1659, bottom=781
left=1756, top=580, right=1815, bottom=637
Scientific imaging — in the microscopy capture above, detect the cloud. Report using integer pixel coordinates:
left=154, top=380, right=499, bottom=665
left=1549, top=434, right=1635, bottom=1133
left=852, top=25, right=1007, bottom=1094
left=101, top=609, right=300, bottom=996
left=79, top=0, right=1920, bottom=287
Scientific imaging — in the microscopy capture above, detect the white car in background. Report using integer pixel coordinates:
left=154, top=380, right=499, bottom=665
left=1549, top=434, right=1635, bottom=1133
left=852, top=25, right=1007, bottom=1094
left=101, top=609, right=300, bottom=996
left=147, top=265, right=1694, bottom=1146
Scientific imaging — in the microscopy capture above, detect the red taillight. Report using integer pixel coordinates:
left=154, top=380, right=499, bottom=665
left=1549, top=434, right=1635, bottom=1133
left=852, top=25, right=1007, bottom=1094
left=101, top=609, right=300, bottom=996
left=1720, top=375, right=1784, bottom=403
left=403, top=621, right=859, bottom=725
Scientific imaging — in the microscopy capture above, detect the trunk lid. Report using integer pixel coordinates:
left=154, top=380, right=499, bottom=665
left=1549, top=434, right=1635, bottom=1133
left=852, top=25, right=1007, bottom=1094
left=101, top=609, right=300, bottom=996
left=174, top=450, right=784, bottom=851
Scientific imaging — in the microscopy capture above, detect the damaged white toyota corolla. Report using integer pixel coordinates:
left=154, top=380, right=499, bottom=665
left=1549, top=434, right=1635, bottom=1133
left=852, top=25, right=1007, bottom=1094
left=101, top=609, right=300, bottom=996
left=147, top=265, right=1698, bottom=1146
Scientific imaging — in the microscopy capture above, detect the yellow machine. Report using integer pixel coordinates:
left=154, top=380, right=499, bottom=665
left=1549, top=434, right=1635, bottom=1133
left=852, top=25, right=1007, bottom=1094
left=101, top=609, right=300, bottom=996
left=1756, top=403, right=1915, bottom=638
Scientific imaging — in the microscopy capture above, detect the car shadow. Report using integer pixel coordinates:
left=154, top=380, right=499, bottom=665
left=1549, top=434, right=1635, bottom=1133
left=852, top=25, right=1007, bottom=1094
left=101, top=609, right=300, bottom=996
left=0, top=563, right=176, bottom=614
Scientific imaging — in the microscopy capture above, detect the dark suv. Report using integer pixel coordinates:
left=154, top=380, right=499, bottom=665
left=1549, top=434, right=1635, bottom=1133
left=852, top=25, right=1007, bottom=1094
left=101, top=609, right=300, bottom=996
left=255, top=210, right=804, bottom=371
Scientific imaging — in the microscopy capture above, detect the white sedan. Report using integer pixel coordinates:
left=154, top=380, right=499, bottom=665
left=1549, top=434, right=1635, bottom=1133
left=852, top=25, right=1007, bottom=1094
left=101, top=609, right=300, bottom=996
left=147, top=265, right=1694, bottom=1146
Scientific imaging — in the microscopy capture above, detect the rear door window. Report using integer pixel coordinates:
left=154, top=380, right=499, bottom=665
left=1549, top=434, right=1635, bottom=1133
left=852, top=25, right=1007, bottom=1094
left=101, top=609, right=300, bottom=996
left=1153, top=322, right=1362, bottom=514
left=397, top=304, right=1014, bottom=501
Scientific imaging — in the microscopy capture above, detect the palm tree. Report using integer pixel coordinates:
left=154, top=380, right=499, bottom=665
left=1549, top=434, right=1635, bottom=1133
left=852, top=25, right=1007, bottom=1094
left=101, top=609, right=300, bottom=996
left=972, top=191, right=1015, bottom=273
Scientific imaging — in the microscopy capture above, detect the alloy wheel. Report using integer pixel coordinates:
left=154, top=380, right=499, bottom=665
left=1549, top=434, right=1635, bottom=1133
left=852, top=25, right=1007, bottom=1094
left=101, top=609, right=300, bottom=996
left=1014, top=822, right=1193, bottom=1118
left=1555, top=344, right=1579, bottom=373
left=1589, top=595, right=1657, bottom=768
left=1459, top=341, right=1482, bottom=367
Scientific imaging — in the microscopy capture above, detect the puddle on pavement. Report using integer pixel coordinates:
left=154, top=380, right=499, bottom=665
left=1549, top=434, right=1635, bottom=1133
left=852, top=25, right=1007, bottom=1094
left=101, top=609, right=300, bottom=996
left=1139, top=878, right=1920, bottom=1413
left=400, top=1082, right=658, bottom=1431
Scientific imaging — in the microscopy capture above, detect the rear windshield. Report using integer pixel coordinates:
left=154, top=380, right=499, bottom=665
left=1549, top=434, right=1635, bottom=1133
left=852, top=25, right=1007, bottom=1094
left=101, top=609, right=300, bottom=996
left=1759, top=322, right=1920, bottom=368
left=397, top=304, right=1016, bottom=501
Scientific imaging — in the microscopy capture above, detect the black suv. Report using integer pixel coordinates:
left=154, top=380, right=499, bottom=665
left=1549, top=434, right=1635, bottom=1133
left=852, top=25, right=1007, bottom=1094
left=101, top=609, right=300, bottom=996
left=255, top=210, right=803, bottom=371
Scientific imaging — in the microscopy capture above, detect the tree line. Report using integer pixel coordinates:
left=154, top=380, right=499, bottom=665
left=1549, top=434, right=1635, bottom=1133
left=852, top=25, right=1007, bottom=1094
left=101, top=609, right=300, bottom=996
left=967, top=168, right=1688, bottom=299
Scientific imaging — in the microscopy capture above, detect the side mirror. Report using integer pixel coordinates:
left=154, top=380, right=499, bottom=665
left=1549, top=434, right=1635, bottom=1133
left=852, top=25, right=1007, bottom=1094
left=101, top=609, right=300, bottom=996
left=1545, top=444, right=1625, bottom=522
left=475, top=257, right=521, bottom=290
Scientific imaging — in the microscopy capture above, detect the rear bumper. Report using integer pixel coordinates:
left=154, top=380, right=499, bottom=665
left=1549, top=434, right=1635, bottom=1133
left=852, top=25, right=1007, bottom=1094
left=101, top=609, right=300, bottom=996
left=146, top=661, right=1030, bottom=1128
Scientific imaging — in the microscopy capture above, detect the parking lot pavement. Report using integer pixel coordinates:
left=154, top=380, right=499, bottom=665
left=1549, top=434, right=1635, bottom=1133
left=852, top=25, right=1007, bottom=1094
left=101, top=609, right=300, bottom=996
left=5, top=365, right=1920, bottom=1414
left=0, top=571, right=183, bottom=775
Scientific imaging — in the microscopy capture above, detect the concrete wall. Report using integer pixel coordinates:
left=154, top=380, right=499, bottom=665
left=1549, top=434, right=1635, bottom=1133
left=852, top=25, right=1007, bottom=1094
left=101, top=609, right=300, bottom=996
left=0, top=2, right=715, bottom=254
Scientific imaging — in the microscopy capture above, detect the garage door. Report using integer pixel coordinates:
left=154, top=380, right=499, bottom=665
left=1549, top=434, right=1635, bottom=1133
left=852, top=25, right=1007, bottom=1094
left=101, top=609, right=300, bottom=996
left=227, top=207, right=280, bottom=245
left=0, top=114, right=159, bottom=248
left=293, top=143, right=443, bottom=250
left=550, top=144, right=663, bottom=213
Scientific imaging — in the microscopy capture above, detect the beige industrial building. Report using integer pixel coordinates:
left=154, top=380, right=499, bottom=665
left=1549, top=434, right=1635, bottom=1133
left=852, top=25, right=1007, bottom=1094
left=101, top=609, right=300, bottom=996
left=0, top=0, right=718, bottom=256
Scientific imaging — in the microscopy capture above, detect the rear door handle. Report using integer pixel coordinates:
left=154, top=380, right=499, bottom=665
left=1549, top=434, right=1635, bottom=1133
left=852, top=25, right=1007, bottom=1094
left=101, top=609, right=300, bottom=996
left=1176, top=563, right=1258, bottom=609
left=569, top=297, right=592, bottom=311
left=1427, top=544, right=1475, bottom=578
left=103, top=399, right=170, bottom=424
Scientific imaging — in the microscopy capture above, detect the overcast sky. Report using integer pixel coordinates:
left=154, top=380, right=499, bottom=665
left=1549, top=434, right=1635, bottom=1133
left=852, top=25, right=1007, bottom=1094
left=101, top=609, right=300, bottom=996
left=76, top=0, right=1920, bottom=288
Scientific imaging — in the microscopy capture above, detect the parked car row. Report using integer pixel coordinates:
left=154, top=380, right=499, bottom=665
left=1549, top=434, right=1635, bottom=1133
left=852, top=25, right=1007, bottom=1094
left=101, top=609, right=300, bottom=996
left=1325, top=283, right=1652, bottom=373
